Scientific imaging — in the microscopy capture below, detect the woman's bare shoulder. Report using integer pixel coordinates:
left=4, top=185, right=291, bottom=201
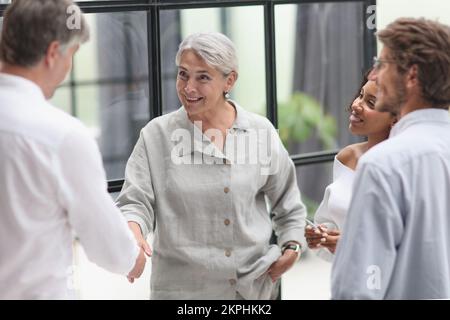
left=337, top=143, right=366, bottom=170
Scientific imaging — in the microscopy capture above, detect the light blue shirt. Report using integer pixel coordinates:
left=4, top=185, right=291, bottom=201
left=332, top=108, right=450, bottom=299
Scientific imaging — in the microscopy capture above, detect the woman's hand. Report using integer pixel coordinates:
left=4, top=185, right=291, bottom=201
left=319, top=229, right=341, bottom=254
left=127, top=221, right=152, bottom=283
left=305, top=224, right=327, bottom=249
left=267, top=247, right=300, bottom=282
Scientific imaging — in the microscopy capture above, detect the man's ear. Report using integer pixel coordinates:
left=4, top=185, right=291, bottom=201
left=405, top=64, right=419, bottom=90
left=44, top=41, right=61, bottom=69
left=391, top=116, right=399, bottom=127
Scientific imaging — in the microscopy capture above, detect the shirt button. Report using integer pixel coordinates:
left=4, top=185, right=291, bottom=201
left=224, top=187, right=230, bottom=194
left=225, top=249, right=232, bottom=257
left=229, top=279, right=236, bottom=285
left=224, top=219, right=230, bottom=226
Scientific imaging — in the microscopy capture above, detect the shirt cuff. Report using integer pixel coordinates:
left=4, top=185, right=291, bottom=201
left=277, top=227, right=305, bottom=251
left=125, top=214, right=151, bottom=239
left=125, top=243, right=141, bottom=275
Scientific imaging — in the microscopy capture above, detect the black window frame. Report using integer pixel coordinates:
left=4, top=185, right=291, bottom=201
left=0, top=0, right=377, bottom=192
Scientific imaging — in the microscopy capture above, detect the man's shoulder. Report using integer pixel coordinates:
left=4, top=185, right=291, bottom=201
left=39, top=102, right=88, bottom=141
left=4, top=99, right=88, bottom=148
left=359, top=134, right=416, bottom=171
left=46, top=103, right=84, bottom=127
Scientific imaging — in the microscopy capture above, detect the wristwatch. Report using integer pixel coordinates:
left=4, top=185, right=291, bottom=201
left=282, top=242, right=302, bottom=256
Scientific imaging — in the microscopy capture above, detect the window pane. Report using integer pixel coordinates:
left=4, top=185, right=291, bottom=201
left=76, top=85, right=99, bottom=132
left=50, top=87, right=72, bottom=114
left=1, top=8, right=151, bottom=182
left=296, top=161, right=333, bottom=222
left=276, top=2, right=366, bottom=155
left=160, top=6, right=267, bottom=116
left=55, top=11, right=150, bottom=180
left=76, top=0, right=129, bottom=2
left=0, top=0, right=133, bottom=3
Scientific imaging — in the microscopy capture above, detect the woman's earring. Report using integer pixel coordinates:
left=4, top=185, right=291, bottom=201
left=224, top=91, right=230, bottom=99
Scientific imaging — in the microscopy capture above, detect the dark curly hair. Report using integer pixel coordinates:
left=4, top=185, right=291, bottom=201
left=346, top=68, right=373, bottom=113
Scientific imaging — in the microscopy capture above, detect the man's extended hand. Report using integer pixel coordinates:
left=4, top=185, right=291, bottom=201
left=127, top=221, right=152, bottom=283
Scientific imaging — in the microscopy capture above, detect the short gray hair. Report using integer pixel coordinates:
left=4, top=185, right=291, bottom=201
left=0, top=0, right=90, bottom=67
left=175, top=32, right=238, bottom=76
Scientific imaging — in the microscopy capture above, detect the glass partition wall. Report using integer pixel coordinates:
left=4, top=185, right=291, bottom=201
left=0, top=0, right=376, bottom=197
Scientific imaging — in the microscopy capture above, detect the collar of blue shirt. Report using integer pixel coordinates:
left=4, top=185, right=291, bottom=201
left=390, top=108, right=450, bottom=138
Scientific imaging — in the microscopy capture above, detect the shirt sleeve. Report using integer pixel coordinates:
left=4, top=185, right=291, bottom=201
left=314, top=186, right=339, bottom=229
left=56, top=128, right=139, bottom=275
left=313, top=187, right=338, bottom=262
left=115, top=130, right=156, bottom=239
left=331, top=161, right=404, bottom=299
left=261, top=126, right=307, bottom=249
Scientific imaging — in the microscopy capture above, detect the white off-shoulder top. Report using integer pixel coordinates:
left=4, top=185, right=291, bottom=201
left=313, top=156, right=355, bottom=262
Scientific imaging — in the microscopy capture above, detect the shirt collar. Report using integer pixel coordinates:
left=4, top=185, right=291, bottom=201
left=172, top=99, right=251, bottom=132
left=229, top=100, right=250, bottom=131
left=390, top=108, right=450, bottom=138
left=171, top=100, right=251, bottom=158
left=0, top=72, right=46, bottom=102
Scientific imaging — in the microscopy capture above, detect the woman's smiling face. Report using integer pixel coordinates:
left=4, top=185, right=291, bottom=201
left=176, top=49, right=233, bottom=117
left=349, top=80, right=396, bottom=137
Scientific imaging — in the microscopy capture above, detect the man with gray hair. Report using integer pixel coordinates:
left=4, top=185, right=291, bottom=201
left=0, top=0, right=145, bottom=299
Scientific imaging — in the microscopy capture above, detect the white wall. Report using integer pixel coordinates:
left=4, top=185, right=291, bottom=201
left=275, top=5, right=297, bottom=105
left=378, top=0, right=450, bottom=28
left=377, top=0, right=450, bottom=42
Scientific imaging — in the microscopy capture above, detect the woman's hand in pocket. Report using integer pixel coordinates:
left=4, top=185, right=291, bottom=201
left=267, top=248, right=300, bottom=282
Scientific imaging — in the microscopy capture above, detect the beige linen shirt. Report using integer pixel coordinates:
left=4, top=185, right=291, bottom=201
left=116, top=101, right=306, bottom=299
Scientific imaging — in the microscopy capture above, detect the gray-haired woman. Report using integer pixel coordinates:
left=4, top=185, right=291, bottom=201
left=116, top=32, right=307, bottom=300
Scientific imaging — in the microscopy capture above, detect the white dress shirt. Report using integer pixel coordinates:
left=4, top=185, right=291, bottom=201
left=314, top=156, right=354, bottom=262
left=0, top=73, right=139, bottom=299
left=332, top=108, right=450, bottom=299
